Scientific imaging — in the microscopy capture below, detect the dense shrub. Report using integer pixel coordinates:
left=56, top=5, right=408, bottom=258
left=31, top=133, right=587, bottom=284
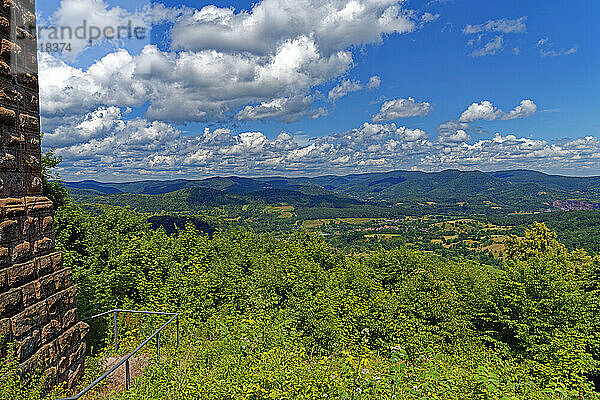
left=7, top=207, right=589, bottom=399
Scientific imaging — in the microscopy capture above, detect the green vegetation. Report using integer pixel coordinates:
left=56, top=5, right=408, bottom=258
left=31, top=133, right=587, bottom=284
left=41, top=142, right=69, bottom=209
left=5, top=202, right=599, bottom=399
left=4, top=165, right=600, bottom=399
left=488, top=211, right=600, bottom=253
left=67, top=169, right=600, bottom=217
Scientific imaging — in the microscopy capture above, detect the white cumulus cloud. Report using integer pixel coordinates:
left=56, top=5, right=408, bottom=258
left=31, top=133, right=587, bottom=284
left=39, top=0, right=433, bottom=124
left=328, top=80, right=363, bottom=103
left=463, top=17, right=527, bottom=35
left=367, top=75, right=381, bottom=89
left=372, top=98, right=432, bottom=122
left=536, top=38, right=578, bottom=58
left=503, top=99, right=538, bottom=120
left=235, top=96, right=327, bottom=123
left=459, top=99, right=537, bottom=122
left=45, top=107, right=600, bottom=180
left=170, top=0, right=418, bottom=56
left=470, top=35, right=504, bottom=57
left=459, top=101, right=503, bottom=122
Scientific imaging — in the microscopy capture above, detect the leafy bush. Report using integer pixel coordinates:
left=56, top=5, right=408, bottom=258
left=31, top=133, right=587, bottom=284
left=0, top=343, right=68, bottom=399
left=49, top=207, right=600, bottom=399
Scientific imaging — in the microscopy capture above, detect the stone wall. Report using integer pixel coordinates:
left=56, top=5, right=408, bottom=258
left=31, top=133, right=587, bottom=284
left=0, top=0, right=87, bottom=389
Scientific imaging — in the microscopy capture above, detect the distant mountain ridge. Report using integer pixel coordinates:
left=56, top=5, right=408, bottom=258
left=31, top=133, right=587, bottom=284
left=66, top=169, right=600, bottom=215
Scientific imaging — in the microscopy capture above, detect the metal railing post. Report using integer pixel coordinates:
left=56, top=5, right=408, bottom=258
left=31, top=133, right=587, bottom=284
left=114, top=310, right=118, bottom=354
left=176, top=315, right=180, bottom=347
left=125, top=359, right=130, bottom=390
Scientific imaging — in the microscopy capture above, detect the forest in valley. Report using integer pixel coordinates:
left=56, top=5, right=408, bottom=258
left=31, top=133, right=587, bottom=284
left=3, top=155, right=600, bottom=399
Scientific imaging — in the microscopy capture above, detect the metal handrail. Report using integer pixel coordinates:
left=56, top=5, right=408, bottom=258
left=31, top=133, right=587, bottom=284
left=57, top=309, right=180, bottom=400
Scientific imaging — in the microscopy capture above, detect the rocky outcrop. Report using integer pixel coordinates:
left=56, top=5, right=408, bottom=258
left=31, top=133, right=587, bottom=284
left=0, top=0, right=87, bottom=389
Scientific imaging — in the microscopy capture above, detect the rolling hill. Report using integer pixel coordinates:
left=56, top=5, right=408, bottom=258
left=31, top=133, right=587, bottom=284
left=66, top=169, right=600, bottom=216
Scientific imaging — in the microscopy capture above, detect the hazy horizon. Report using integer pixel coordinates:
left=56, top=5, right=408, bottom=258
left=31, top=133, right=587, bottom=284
left=63, top=168, right=600, bottom=185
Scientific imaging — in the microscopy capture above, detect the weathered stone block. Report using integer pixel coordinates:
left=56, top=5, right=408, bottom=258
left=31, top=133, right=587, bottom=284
left=41, top=216, right=53, bottom=232
left=37, top=269, right=73, bottom=299
left=0, top=59, right=10, bottom=77
left=65, top=358, right=85, bottom=389
left=16, top=26, right=35, bottom=42
left=19, top=113, right=38, bottom=131
left=0, top=172, right=26, bottom=197
left=3, top=130, right=24, bottom=147
left=17, top=327, right=40, bottom=361
left=24, top=153, right=41, bottom=172
left=69, top=341, right=86, bottom=365
left=11, top=240, right=31, bottom=263
left=58, top=355, right=68, bottom=375
left=37, top=340, right=58, bottom=368
left=58, top=322, right=88, bottom=354
left=0, top=267, right=6, bottom=291
left=61, top=308, right=77, bottom=330
left=37, top=273, right=56, bottom=298
left=0, top=218, right=19, bottom=242
left=1, top=0, right=17, bottom=14
left=0, top=149, right=17, bottom=170
left=54, top=268, right=73, bottom=293
left=51, top=251, right=63, bottom=271
left=26, top=92, right=38, bottom=110
left=26, top=196, right=53, bottom=213
left=33, top=236, right=53, bottom=256
left=22, top=216, right=38, bottom=237
left=0, top=87, right=24, bottom=106
left=47, top=287, right=76, bottom=319
left=11, top=300, right=48, bottom=337
left=19, top=73, right=38, bottom=90
left=1, top=39, right=22, bottom=58
left=23, top=10, right=36, bottom=26
left=0, top=16, right=7, bottom=34
left=25, top=131, right=40, bottom=148
left=7, top=259, right=35, bottom=287
left=20, top=279, right=40, bottom=307
left=25, top=173, right=43, bottom=194
left=41, top=319, right=60, bottom=344
left=0, top=197, right=25, bottom=218
left=0, top=246, right=8, bottom=268
left=0, top=287, right=22, bottom=317
left=0, top=105, right=16, bottom=125
left=36, top=253, right=52, bottom=275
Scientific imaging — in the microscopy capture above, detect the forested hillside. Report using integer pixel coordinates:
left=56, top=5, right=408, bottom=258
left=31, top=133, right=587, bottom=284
left=489, top=210, right=600, bottom=253
left=67, top=169, right=600, bottom=216
left=3, top=202, right=600, bottom=399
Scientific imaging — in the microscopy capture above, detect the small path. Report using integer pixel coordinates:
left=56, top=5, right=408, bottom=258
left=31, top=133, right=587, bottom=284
left=87, top=354, right=150, bottom=398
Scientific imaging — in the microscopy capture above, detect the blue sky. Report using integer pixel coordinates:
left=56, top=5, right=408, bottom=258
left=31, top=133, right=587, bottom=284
left=35, top=0, right=600, bottom=181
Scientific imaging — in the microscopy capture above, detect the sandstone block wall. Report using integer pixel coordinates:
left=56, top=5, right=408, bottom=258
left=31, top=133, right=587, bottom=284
left=0, top=0, right=88, bottom=389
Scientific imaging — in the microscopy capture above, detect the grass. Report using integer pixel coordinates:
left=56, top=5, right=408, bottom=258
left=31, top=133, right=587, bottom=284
left=265, top=204, right=295, bottom=212
left=481, top=242, right=506, bottom=256
left=264, top=204, right=296, bottom=219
